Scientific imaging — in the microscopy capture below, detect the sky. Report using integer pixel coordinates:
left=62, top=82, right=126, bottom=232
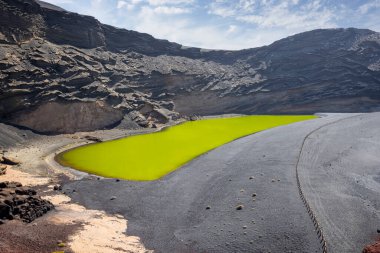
left=42, top=0, right=380, bottom=50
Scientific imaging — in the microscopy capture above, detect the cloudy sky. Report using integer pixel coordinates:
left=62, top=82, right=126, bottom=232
left=42, top=0, right=380, bottom=50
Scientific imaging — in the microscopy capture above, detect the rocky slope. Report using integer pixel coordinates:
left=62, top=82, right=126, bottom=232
left=0, top=0, right=379, bottom=133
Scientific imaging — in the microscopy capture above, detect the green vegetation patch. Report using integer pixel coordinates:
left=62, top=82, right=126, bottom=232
left=57, top=115, right=316, bottom=181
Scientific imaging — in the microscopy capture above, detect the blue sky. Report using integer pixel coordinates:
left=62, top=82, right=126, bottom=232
left=43, top=0, right=380, bottom=50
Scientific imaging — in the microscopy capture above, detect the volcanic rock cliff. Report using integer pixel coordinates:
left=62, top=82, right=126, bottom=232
left=0, top=0, right=379, bottom=133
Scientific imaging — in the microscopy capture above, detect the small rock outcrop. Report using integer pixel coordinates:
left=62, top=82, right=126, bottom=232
left=0, top=150, right=19, bottom=174
left=9, top=101, right=124, bottom=134
left=83, top=135, right=102, bottom=143
left=0, top=181, right=54, bottom=223
left=1, top=155, right=20, bottom=166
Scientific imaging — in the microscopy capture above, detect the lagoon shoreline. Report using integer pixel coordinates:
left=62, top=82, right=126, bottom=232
left=0, top=113, right=379, bottom=253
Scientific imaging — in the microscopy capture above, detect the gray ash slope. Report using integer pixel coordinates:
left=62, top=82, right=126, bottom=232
left=0, top=0, right=380, bottom=133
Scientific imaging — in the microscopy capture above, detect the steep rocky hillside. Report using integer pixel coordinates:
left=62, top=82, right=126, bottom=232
left=0, top=0, right=379, bottom=133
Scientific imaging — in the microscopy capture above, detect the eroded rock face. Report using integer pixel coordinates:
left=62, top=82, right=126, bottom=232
left=9, top=101, right=124, bottom=134
left=0, top=0, right=379, bottom=134
left=0, top=0, right=45, bottom=44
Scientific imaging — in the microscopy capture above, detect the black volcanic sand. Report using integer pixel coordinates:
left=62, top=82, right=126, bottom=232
left=63, top=113, right=379, bottom=253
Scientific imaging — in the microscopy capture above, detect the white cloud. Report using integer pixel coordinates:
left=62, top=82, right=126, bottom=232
left=117, top=0, right=127, bottom=8
left=42, top=0, right=74, bottom=4
left=117, top=0, right=137, bottom=10
left=208, top=5, right=235, bottom=17
left=153, top=6, right=191, bottom=14
left=41, top=0, right=380, bottom=50
left=358, top=0, right=380, bottom=14
left=227, top=25, right=237, bottom=34
left=237, top=9, right=335, bottom=30
left=134, top=4, right=286, bottom=50
left=210, top=0, right=337, bottom=31
left=236, top=0, right=256, bottom=11
left=148, top=0, right=194, bottom=6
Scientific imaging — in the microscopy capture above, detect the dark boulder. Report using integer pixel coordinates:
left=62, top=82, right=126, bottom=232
left=0, top=202, right=11, bottom=218
left=0, top=181, right=54, bottom=223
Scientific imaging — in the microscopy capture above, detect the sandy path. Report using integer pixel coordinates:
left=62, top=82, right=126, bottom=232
left=298, top=112, right=380, bottom=252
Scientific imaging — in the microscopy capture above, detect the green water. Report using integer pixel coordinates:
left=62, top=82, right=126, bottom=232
left=57, top=115, right=316, bottom=181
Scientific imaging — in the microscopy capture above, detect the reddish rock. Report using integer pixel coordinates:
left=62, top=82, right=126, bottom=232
left=363, top=240, right=380, bottom=253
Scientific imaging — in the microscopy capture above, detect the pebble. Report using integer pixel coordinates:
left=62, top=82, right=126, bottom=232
left=252, top=193, right=257, bottom=197
left=57, top=242, right=66, bottom=247
left=110, top=196, right=117, bottom=200
left=53, top=185, right=62, bottom=191
left=236, top=205, right=243, bottom=210
left=206, top=206, right=211, bottom=210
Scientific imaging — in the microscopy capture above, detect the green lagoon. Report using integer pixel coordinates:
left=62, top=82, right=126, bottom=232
left=57, top=115, right=316, bottom=181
